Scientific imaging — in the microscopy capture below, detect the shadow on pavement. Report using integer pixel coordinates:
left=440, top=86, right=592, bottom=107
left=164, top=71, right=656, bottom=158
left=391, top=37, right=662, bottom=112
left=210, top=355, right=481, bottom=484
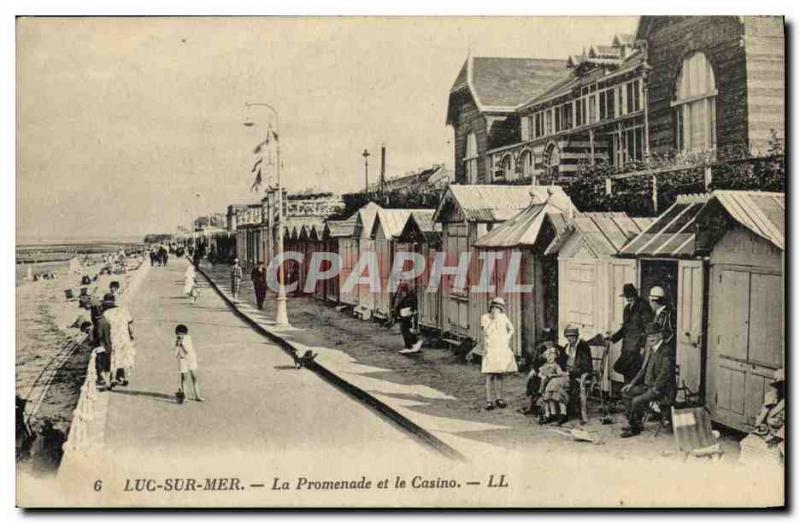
left=112, top=389, right=177, bottom=403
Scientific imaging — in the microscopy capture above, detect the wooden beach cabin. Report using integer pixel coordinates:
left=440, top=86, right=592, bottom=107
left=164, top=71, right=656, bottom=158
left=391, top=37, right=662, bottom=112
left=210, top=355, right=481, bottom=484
left=472, top=188, right=577, bottom=357
left=397, top=211, right=442, bottom=331
left=618, top=194, right=711, bottom=399
left=433, top=185, right=573, bottom=349
left=352, top=202, right=382, bottom=319
left=694, top=190, right=784, bottom=432
left=369, top=208, right=433, bottom=320
left=543, top=212, right=653, bottom=384
left=325, top=215, right=359, bottom=307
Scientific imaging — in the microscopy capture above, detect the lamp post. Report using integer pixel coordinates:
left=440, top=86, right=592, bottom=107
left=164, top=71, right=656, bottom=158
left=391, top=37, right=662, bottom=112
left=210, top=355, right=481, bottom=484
left=244, top=102, right=289, bottom=326
left=362, top=149, right=370, bottom=192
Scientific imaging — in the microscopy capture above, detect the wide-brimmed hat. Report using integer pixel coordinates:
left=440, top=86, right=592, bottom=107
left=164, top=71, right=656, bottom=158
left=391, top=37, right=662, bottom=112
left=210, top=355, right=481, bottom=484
left=489, top=297, right=506, bottom=311
left=620, top=283, right=638, bottom=298
left=564, top=324, right=579, bottom=337
left=644, top=321, right=664, bottom=336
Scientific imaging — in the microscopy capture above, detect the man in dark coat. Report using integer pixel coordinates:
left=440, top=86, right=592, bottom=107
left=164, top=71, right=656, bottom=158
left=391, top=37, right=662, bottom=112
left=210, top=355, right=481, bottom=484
left=648, top=286, right=676, bottom=352
left=393, top=283, right=421, bottom=354
left=620, top=321, right=675, bottom=438
left=609, top=283, right=653, bottom=384
left=251, top=262, right=268, bottom=309
left=91, top=299, right=114, bottom=390
left=563, top=324, right=594, bottom=422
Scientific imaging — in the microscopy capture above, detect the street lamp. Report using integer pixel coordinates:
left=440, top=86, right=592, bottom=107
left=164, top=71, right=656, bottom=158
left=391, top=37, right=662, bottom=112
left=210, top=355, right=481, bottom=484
left=244, top=101, right=289, bottom=326
left=362, top=149, right=370, bottom=193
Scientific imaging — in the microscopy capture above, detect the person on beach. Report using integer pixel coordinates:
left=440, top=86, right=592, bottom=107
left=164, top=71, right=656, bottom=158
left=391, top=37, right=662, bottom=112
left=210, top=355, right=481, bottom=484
left=608, top=283, right=652, bottom=384
left=520, top=327, right=560, bottom=416
left=174, top=324, right=204, bottom=402
left=251, top=262, right=268, bottom=309
left=102, top=293, right=136, bottom=386
left=89, top=305, right=115, bottom=391
left=393, top=282, right=422, bottom=354
left=231, top=259, right=243, bottom=302
left=480, top=297, right=517, bottom=411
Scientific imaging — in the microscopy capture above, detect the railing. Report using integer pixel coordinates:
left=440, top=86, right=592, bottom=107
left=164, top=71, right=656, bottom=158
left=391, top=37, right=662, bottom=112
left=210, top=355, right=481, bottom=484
left=61, top=351, right=98, bottom=452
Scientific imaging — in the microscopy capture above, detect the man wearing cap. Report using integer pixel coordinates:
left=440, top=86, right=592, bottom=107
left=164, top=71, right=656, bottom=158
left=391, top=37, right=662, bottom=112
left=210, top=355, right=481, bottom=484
left=620, top=321, right=675, bottom=438
left=608, top=283, right=652, bottom=384
left=648, top=286, right=676, bottom=351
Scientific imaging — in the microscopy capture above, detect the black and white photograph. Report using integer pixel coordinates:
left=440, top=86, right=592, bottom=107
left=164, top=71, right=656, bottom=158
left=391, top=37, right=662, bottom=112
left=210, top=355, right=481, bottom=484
left=12, top=14, right=785, bottom=508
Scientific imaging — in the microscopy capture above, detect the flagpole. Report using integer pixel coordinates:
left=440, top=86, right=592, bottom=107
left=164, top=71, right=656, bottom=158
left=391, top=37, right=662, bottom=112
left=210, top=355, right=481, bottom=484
left=244, top=102, right=289, bottom=326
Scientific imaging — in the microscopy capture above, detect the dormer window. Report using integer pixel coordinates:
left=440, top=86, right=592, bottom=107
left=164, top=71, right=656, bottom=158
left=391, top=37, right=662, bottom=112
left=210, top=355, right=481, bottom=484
left=673, top=52, right=717, bottom=154
left=464, top=132, right=479, bottom=183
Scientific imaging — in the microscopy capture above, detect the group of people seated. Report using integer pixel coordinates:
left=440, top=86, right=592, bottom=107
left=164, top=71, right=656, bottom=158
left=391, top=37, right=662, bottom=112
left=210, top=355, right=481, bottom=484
left=517, top=282, right=678, bottom=437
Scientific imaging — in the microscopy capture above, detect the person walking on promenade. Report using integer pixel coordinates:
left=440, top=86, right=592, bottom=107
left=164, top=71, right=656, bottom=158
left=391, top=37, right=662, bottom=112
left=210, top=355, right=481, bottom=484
left=102, top=293, right=136, bottom=386
left=90, top=302, right=115, bottom=391
left=251, top=262, right=268, bottom=309
left=480, top=297, right=517, bottom=411
left=393, top=282, right=422, bottom=355
left=608, top=283, right=652, bottom=384
left=174, top=324, right=204, bottom=402
left=184, top=264, right=198, bottom=302
left=231, top=258, right=243, bottom=302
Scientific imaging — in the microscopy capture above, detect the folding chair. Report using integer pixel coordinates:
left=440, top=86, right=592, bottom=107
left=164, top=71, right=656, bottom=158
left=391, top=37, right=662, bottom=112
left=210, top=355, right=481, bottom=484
left=671, top=406, right=724, bottom=461
left=579, top=339, right=612, bottom=424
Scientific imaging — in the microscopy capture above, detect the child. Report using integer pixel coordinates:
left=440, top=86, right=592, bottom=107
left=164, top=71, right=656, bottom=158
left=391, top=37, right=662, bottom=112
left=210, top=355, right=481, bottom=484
left=184, top=266, right=198, bottom=302
left=174, top=324, right=204, bottom=402
left=538, top=347, right=570, bottom=425
left=480, top=297, right=517, bottom=410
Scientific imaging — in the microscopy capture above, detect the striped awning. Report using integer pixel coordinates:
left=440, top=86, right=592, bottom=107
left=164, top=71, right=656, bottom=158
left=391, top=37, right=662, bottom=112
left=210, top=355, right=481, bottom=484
left=619, top=194, right=710, bottom=258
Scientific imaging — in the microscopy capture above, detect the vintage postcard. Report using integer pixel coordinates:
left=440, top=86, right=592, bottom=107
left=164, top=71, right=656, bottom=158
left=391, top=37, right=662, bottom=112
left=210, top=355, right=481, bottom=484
left=15, top=15, right=785, bottom=508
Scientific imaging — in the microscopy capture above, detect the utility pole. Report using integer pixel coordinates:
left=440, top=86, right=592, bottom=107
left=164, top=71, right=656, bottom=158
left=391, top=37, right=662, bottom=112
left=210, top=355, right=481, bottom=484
left=362, top=149, right=370, bottom=192
left=380, top=144, right=386, bottom=193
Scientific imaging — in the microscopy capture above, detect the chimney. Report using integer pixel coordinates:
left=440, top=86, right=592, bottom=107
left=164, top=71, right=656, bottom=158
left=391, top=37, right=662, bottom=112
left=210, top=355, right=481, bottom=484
left=380, top=144, right=386, bottom=193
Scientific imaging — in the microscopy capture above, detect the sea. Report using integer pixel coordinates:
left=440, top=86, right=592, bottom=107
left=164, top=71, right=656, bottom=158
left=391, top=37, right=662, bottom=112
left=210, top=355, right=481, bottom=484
left=16, top=237, right=146, bottom=287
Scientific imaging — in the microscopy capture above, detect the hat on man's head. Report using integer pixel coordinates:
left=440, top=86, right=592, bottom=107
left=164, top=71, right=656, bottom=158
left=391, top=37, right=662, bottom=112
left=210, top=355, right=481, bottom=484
left=564, top=324, right=579, bottom=337
left=620, top=283, right=638, bottom=298
left=644, top=321, right=664, bottom=336
left=489, top=297, right=506, bottom=311
left=102, top=293, right=116, bottom=308
left=649, top=286, right=666, bottom=300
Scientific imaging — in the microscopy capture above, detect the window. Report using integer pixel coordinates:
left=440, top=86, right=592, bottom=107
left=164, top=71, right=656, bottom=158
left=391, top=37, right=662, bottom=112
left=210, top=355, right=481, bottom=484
left=561, top=104, right=573, bottom=130
left=495, top=154, right=514, bottom=181
left=545, top=110, right=553, bottom=135
left=611, top=125, right=645, bottom=167
left=588, top=95, right=597, bottom=124
left=519, top=150, right=534, bottom=179
left=543, top=143, right=560, bottom=180
left=464, top=132, right=479, bottom=183
left=520, top=116, right=530, bottom=141
left=575, top=99, right=584, bottom=127
left=674, top=52, right=717, bottom=153
left=555, top=107, right=562, bottom=132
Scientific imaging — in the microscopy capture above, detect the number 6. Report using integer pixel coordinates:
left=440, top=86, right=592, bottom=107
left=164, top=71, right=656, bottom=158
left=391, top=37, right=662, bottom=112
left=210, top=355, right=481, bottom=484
left=94, top=480, right=102, bottom=491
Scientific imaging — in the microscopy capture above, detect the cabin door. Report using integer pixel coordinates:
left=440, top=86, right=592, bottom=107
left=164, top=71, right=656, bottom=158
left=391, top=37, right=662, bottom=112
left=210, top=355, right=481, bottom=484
left=676, top=260, right=705, bottom=399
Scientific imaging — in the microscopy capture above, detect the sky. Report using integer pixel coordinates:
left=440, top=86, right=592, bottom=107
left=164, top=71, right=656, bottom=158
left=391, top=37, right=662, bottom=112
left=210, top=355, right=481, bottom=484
left=16, top=16, right=637, bottom=241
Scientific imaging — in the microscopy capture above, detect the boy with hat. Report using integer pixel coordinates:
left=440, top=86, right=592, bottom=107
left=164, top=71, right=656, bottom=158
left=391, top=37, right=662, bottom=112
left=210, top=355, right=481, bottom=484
left=620, top=321, right=675, bottom=438
left=608, top=283, right=652, bottom=384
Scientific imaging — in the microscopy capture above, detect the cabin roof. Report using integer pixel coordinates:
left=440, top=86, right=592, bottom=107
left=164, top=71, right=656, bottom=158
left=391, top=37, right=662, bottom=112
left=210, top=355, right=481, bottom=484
left=353, top=201, right=383, bottom=238
left=434, top=185, right=575, bottom=224
left=696, top=190, right=785, bottom=252
left=325, top=215, right=358, bottom=239
left=397, top=211, right=442, bottom=243
left=472, top=192, right=577, bottom=248
left=619, top=194, right=710, bottom=258
left=544, top=212, right=654, bottom=256
left=371, top=208, right=433, bottom=240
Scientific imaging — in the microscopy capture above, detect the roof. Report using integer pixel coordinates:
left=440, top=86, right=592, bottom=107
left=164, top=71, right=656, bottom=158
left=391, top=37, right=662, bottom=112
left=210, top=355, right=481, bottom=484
left=325, top=215, right=358, bottom=239
left=379, top=165, right=453, bottom=193
left=353, top=202, right=382, bottom=238
left=619, top=194, right=711, bottom=258
left=371, top=208, right=432, bottom=240
left=473, top=193, right=577, bottom=248
left=613, top=33, right=635, bottom=47
left=589, top=45, right=619, bottom=58
left=283, top=216, right=325, bottom=238
left=398, top=211, right=442, bottom=244
left=544, top=212, right=655, bottom=256
left=696, top=190, right=785, bottom=252
left=447, top=56, right=566, bottom=123
left=434, top=185, right=576, bottom=224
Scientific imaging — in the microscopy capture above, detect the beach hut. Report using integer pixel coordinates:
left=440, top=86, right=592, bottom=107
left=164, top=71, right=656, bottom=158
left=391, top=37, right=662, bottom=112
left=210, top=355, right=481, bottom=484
left=325, top=215, right=359, bottom=306
left=369, top=208, right=433, bottom=320
left=618, top=193, right=711, bottom=399
left=352, top=202, right=382, bottom=319
left=397, top=211, right=443, bottom=331
left=543, top=212, right=653, bottom=385
left=472, top=188, right=577, bottom=357
left=433, top=185, right=574, bottom=349
left=694, top=190, right=784, bottom=432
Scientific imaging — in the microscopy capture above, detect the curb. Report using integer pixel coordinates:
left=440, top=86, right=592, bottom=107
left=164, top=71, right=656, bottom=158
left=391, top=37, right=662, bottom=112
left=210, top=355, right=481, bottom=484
left=195, top=263, right=466, bottom=462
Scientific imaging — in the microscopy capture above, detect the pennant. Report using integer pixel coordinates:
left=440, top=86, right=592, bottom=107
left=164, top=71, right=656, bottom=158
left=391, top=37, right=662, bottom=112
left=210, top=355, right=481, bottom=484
left=251, top=157, right=263, bottom=173
left=250, top=167, right=262, bottom=192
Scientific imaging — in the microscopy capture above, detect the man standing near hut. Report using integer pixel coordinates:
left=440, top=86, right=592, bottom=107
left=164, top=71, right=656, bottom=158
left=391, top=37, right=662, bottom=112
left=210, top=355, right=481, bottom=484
left=231, top=258, right=243, bottom=302
left=620, top=322, right=675, bottom=438
left=608, top=283, right=652, bottom=384
left=394, top=283, right=422, bottom=354
left=251, top=262, right=268, bottom=309
left=648, top=286, right=676, bottom=352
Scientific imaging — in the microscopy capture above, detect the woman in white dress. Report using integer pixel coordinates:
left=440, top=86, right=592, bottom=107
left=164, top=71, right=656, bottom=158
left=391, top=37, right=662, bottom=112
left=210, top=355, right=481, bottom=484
left=102, top=294, right=136, bottom=386
left=480, top=297, right=517, bottom=410
left=183, top=265, right=197, bottom=301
